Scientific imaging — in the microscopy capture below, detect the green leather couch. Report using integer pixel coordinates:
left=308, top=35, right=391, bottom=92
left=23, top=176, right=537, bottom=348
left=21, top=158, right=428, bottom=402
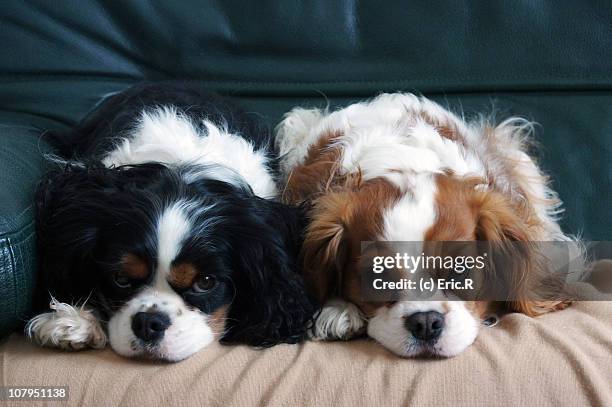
left=1, top=1, right=611, bottom=338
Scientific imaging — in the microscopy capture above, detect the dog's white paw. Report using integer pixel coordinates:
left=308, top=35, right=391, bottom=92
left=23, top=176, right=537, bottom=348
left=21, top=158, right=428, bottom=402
left=308, top=299, right=365, bottom=341
left=26, top=298, right=107, bottom=351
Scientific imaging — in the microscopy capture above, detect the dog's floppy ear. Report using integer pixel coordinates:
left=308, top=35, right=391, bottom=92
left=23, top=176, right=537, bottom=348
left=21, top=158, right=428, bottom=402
left=473, top=190, right=570, bottom=316
left=34, top=163, right=162, bottom=306
left=34, top=164, right=107, bottom=306
left=300, top=191, right=354, bottom=303
left=221, top=200, right=317, bottom=346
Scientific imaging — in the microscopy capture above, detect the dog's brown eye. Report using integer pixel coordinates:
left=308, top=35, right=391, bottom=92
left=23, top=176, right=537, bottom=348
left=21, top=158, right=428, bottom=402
left=192, top=275, right=216, bottom=293
left=113, top=273, right=132, bottom=289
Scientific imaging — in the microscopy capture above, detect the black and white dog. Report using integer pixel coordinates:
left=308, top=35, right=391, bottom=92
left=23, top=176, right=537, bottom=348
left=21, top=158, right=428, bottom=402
left=27, top=83, right=316, bottom=361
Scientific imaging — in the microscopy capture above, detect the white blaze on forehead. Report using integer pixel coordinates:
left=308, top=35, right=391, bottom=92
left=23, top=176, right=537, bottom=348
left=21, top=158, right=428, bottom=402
left=156, top=202, right=192, bottom=276
left=382, top=174, right=438, bottom=241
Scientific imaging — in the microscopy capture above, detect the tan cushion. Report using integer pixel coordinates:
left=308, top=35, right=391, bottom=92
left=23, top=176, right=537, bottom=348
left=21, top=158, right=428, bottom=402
left=1, top=301, right=611, bottom=406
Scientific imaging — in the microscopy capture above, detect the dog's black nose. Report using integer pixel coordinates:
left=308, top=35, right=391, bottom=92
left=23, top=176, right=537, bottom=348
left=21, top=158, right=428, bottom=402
left=405, top=311, right=445, bottom=341
left=132, top=312, right=170, bottom=342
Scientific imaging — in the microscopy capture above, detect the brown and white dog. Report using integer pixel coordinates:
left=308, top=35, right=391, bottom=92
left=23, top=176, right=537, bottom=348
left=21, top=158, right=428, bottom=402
left=276, top=93, right=578, bottom=357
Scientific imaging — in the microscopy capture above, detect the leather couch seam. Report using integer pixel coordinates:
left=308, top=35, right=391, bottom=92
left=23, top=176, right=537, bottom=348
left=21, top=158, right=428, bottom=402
left=0, top=220, right=36, bottom=242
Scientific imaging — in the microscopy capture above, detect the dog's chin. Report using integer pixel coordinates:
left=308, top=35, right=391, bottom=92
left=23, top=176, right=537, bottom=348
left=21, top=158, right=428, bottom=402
left=117, top=334, right=214, bottom=362
left=366, top=301, right=480, bottom=358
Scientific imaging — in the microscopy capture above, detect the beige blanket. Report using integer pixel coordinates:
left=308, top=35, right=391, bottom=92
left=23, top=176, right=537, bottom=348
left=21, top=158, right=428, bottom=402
left=1, top=301, right=610, bottom=407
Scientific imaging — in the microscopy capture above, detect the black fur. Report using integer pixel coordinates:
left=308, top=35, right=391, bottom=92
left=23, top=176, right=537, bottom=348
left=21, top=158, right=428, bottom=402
left=34, top=83, right=316, bottom=352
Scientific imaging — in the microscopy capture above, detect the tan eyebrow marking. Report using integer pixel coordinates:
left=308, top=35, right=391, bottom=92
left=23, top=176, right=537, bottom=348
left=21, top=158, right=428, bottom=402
left=168, top=263, right=199, bottom=289
left=120, top=254, right=149, bottom=280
